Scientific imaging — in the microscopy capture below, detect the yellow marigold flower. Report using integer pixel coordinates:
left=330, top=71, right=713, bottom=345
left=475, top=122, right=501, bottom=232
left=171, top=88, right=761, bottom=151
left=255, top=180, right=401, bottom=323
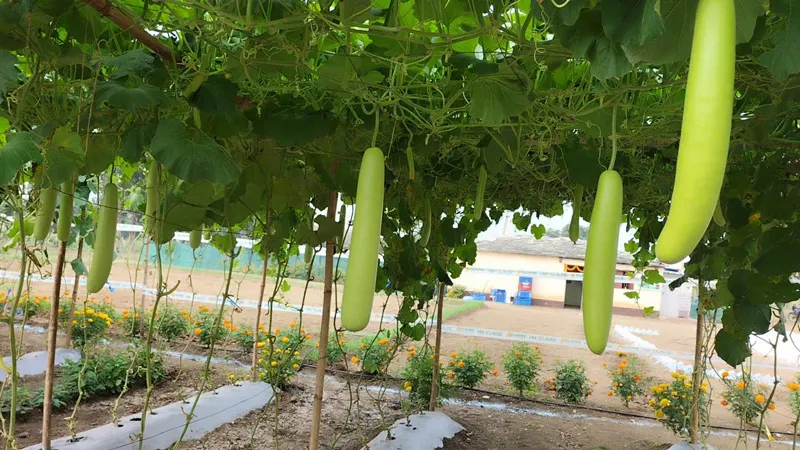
left=648, top=399, right=656, bottom=407
left=195, top=328, right=202, bottom=335
left=755, top=394, right=765, bottom=404
left=305, top=334, right=312, bottom=340
left=656, top=409, right=665, bottom=419
left=379, top=339, right=389, bottom=346
left=457, top=361, right=465, bottom=368
left=737, top=381, right=746, bottom=389
left=257, top=341, right=266, bottom=348
left=671, top=372, right=680, bottom=379
left=405, top=386, right=412, bottom=392
left=271, top=361, right=277, bottom=367
left=292, top=364, right=300, bottom=370
left=281, top=336, right=290, bottom=343
left=289, top=321, right=296, bottom=328
left=72, top=320, right=77, bottom=326
left=659, top=398, right=670, bottom=407
left=351, top=356, right=360, bottom=364
left=88, top=318, right=94, bottom=323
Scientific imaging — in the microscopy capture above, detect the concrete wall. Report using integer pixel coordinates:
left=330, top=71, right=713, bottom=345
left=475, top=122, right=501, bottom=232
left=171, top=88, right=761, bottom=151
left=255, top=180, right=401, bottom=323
left=453, top=251, right=664, bottom=311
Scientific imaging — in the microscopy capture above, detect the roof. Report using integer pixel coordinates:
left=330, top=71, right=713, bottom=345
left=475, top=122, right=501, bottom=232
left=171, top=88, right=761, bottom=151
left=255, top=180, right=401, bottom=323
left=476, top=236, right=663, bottom=267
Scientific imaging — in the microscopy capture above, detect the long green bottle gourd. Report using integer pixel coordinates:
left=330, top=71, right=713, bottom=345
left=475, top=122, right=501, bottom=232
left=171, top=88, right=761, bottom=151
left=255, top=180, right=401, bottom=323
left=419, top=198, right=431, bottom=247
left=57, top=179, right=76, bottom=242
left=583, top=170, right=623, bottom=355
left=341, top=147, right=385, bottom=331
left=569, top=185, right=583, bottom=244
left=189, top=229, right=202, bottom=249
left=87, top=183, right=119, bottom=294
left=33, top=188, right=58, bottom=242
left=654, top=0, right=735, bottom=264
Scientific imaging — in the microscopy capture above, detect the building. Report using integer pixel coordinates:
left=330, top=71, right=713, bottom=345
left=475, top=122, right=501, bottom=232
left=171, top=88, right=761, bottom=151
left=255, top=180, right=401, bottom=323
left=452, top=236, right=673, bottom=313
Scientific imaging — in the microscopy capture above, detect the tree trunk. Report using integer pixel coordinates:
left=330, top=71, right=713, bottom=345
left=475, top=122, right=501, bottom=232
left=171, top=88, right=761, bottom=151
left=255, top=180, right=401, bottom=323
left=689, top=281, right=705, bottom=444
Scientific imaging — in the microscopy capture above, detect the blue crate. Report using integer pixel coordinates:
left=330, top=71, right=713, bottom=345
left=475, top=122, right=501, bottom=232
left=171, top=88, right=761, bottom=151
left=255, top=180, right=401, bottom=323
left=493, top=289, right=507, bottom=304
left=515, top=295, right=532, bottom=306
left=471, top=293, right=487, bottom=301
left=516, top=290, right=532, bottom=299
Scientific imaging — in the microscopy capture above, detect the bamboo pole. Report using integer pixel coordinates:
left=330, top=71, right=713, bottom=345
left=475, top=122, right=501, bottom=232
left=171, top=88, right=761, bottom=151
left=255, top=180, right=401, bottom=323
left=63, top=234, right=84, bottom=346
left=41, top=240, right=67, bottom=449
left=689, top=281, right=705, bottom=444
left=308, top=191, right=338, bottom=450
left=429, top=283, right=445, bottom=411
left=251, top=210, right=272, bottom=381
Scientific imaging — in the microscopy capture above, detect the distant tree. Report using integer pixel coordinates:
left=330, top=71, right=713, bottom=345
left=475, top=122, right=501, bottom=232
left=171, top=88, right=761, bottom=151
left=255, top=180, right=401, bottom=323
left=547, top=224, right=590, bottom=240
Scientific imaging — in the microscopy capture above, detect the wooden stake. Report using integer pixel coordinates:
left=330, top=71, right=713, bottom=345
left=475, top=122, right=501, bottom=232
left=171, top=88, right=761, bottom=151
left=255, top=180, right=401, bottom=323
left=63, top=235, right=84, bottom=346
left=41, top=240, right=67, bottom=449
left=140, top=237, right=149, bottom=337
left=308, top=191, right=338, bottom=450
left=429, top=283, right=445, bottom=411
left=689, top=281, right=705, bottom=444
left=251, top=210, right=272, bottom=381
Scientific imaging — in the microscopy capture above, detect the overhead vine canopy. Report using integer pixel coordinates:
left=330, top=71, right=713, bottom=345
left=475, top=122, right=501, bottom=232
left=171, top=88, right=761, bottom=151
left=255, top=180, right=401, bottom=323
left=1, top=0, right=799, bottom=363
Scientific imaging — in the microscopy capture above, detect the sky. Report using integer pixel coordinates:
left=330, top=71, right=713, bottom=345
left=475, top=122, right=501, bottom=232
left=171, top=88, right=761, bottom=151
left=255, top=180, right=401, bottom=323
left=477, top=203, right=637, bottom=252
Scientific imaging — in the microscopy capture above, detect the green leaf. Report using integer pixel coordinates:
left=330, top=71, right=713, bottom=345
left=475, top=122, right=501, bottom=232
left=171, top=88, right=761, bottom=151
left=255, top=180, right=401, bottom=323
left=624, top=291, right=640, bottom=299
left=531, top=0, right=587, bottom=26
left=189, top=75, right=238, bottom=117
left=314, top=215, right=341, bottom=244
left=120, top=122, right=157, bottom=162
left=512, top=212, right=531, bottom=232
left=467, top=65, right=530, bottom=126
left=94, top=82, right=169, bottom=111
left=105, top=49, right=156, bottom=79
left=758, top=0, right=800, bottom=80
left=643, top=306, right=655, bottom=316
left=530, top=224, right=546, bottom=239
left=70, top=258, right=87, bottom=276
left=753, top=229, right=800, bottom=276
left=559, top=137, right=604, bottom=187
left=0, top=132, right=41, bottom=184
left=601, top=0, right=665, bottom=46
left=714, top=328, right=751, bottom=367
left=81, top=134, right=118, bottom=175
left=0, top=50, right=20, bottom=93
left=38, top=127, right=84, bottom=188
left=642, top=269, right=665, bottom=285
left=556, top=11, right=632, bottom=79
left=400, top=322, right=426, bottom=341
left=150, top=119, right=240, bottom=184
left=249, top=109, right=337, bottom=146
left=280, top=279, right=291, bottom=292
left=711, top=279, right=735, bottom=309
left=623, top=0, right=765, bottom=64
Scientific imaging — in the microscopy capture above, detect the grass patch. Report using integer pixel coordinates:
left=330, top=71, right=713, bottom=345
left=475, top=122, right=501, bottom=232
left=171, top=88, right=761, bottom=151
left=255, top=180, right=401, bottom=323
left=441, top=299, right=485, bottom=321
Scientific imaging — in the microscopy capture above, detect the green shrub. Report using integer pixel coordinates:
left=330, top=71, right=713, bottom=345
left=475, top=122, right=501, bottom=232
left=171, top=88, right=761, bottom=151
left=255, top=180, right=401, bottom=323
left=256, top=328, right=307, bottom=387
left=722, top=375, right=770, bottom=425
left=553, top=360, right=591, bottom=404
left=609, top=355, right=646, bottom=407
left=354, top=330, right=398, bottom=375
left=192, top=306, right=229, bottom=347
left=502, top=343, right=542, bottom=396
left=449, top=349, right=493, bottom=389
left=153, top=306, right=191, bottom=341
left=402, top=346, right=451, bottom=409
left=448, top=285, right=467, bottom=299
left=648, top=372, right=708, bottom=438
left=63, top=304, right=114, bottom=348
left=20, top=294, right=49, bottom=319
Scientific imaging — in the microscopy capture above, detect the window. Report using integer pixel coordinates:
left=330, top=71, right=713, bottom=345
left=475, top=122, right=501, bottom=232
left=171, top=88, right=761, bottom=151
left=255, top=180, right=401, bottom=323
left=614, top=270, right=634, bottom=290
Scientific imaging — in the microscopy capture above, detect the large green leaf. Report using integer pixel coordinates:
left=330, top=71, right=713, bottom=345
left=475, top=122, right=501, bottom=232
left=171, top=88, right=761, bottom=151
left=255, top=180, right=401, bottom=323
left=81, top=134, right=118, bottom=175
left=529, top=0, right=588, bottom=26
left=601, top=0, right=665, bottom=46
left=37, top=127, right=84, bottom=188
left=623, top=0, right=765, bottom=64
left=753, top=227, right=800, bottom=276
left=149, top=119, right=240, bottom=184
left=94, top=81, right=169, bottom=111
left=120, top=122, right=157, bottom=162
left=759, top=0, right=800, bottom=80
left=0, top=50, right=20, bottom=93
left=714, top=329, right=751, bottom=367
left=250, top=109, right=337, bottom=146
left=105, top=49, right=156, bottom=80
left=0, top=132, right=41, bottom=184
left=188, top=74, right=238, bottom=117
left=556, top=11, right=632, bottom=79
left=467, top=65, right=530, bottom=125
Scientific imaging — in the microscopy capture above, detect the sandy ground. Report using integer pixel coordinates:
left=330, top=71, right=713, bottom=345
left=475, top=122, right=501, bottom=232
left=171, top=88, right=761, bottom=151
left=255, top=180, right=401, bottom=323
left=3, top=252, right=800, bottom=448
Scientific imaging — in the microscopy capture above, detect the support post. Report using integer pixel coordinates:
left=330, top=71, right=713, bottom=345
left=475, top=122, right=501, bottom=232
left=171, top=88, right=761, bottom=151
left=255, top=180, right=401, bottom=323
left=308, top=190, right=338, bottom=450
left=689, top=281, right=705, bottom=444
left=429, top=283, right=446, bottom=411
left=64, top=235, right=84, bottom=346
left=41, top=240, right=67, bottom=449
